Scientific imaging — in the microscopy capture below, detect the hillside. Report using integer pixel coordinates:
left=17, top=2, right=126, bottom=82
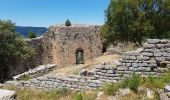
left=15, top=26, right=48, bottom=37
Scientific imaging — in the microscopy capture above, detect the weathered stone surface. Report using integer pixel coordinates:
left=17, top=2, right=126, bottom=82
left=43, top=25, right=103, bottom=66
left=147, top=89, right=154, bottom=99
left=165, top=85, right=170, bottom=92
left=147, top=39, right=160, bottom=44
left=142, top=52, right=153, bottom=56
left=143, top=43, right=155, bottom=48
left=0, top=89, right=16, bottom=100
left=138, top=67, right=150, bottom=72
left=160, top=93, right=169, bottom=100
left=12, top=64, right=57, bottom=80
left=118, top=88, right=131, bottom=96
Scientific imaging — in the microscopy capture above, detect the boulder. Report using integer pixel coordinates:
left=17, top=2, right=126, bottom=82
left=147, top=89, right=154, bottom=99
left=118, top=88, right=131, bottom=96
left=164, top=85, right=170, bottom=92
left=0, top=89, right=16, bottom=100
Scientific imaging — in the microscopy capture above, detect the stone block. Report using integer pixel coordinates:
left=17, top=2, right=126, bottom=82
left=156, top=44, right=165, bottom=48
left=124, top=71, right=134, bottom=74
left=165, top=48, right=170, bottom=53
left=126, top=63, right=131, bottom=67
left=117, top=67, right=128, bottom=71
left=163, top=52, right=170, bottom=57
left=154, top=53, right=163, bottom=57
left=143, top=52, right=154, bottom=56
left=129, top=56, right=137, bottom=60
left=129, top=67, right=137, bottom=71
left=147, top=39, right=160, bottom=44
left=107, top=70, right=115, bottom=74
left=132, top=63, right=138, bottom=67
left=101, top=70, right=107, bottom=73
left=135, top=72, right=142, bottom=75
left=155, top=57, right=165, bottom=62
left=89, top=83, right=97, bottom=87
left=0, top=89, right=16, bottom=100
left=160, top=39, right=169, bottom=43
left=138, top=67, right=150, bottom=72
left=165, top=43, right=170, bottom=48
left=148, top=63, right=157, bottom=67
left=143, top=43, right=155, bottom=48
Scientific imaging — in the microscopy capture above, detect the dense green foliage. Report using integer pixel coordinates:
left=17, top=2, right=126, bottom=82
left=101, top=0, right=170, bottom=46
left=0, top=20, right=34, bottom=82
left=65, top=19, right=72, bottom=26
left=28, top=31, right=36, bottom=38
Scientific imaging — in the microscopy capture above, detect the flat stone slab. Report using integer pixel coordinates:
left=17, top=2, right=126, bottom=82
left=0, top=89, right=16, bottom=100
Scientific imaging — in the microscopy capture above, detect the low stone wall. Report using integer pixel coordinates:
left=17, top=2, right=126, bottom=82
left=12, top=64, right=57, bottom=81
left=118, top=39, right=170, bottom=77
left=8, top=39, right=170, bottom=91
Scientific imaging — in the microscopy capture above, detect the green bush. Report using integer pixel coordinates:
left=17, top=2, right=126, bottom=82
left=28, top=31, right=36, bottom=38
left=65, top=19, right=71, bottom=26
left=74, top=92, right=83, bottom=100
left=103, top=83, right=119, bottom=95
left=119, top=78, right=130, bottom=89
left=128, top=74, right=141, bottom=92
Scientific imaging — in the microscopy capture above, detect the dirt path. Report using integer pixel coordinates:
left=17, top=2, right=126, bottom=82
left=49, top=54, right=121, bottom=75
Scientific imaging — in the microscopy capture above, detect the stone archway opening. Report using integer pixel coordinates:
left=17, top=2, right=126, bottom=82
left=76, top=48, right=84, bottom=64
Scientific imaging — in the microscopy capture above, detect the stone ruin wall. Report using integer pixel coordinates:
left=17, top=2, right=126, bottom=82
left=42, top=25, right=103, bottom=66
left=11, top=25, right=103, bottom=77
left=9, top=39, right=170, bottom=91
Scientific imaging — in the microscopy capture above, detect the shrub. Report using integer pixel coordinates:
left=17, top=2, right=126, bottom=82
left=65, top=19, right=71, bottom=26
left=119, top=78, right=130, bottom=89
left=103, top=83, right=119, bottom=95
left=28, top=31, right=36, bottom=38
left=128, top=74, right=141, bottom=92
left=74, top=92, right=83, bottom=100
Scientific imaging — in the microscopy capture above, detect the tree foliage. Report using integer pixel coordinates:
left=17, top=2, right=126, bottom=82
left=0, top=20, right=34, bottom=82
left=28, top=31, right=36, bottom=38
left=101, top=0, right=170, bottom=46
left=65, top=19, right=71, bottom=26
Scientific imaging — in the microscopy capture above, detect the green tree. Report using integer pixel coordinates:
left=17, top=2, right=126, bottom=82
left=65, top=19, right=71, bottom=26
left=0, top=20, right=34, bottom=82
left=28, top=31, right=36, bottom=38
left=101, top=0, right=170, bottom=46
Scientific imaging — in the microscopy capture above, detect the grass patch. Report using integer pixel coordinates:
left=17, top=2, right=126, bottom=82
left=73, top=91, right=97, bottom=100
left=103, top=83, right=119, bottom=95
left=4, top=86, right=71, bottom=100
left=73, top=69, right=81, bottom=75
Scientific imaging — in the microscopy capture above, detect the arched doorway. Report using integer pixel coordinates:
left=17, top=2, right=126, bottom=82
left=76, top=48, right=84, bottom=64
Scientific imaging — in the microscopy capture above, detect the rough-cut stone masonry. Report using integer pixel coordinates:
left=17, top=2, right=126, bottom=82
left=9, top=39, right=170, bottom=91
left=12, top=64, right=57, bottom=81
left=11, top=25, right=102, bottom=78
left=42, top=25, right=103, bottom=66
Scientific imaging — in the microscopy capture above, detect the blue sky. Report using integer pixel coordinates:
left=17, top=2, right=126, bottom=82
left=0, top=0, right=110, bottom=27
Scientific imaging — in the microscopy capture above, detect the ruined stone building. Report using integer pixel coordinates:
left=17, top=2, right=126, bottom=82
left=42, top=25, right=103, bottom=66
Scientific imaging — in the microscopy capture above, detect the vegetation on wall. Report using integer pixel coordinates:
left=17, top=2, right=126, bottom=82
left=101, top=0, right=170, bottom=46
left=0, top=20, right=34, bottom=82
